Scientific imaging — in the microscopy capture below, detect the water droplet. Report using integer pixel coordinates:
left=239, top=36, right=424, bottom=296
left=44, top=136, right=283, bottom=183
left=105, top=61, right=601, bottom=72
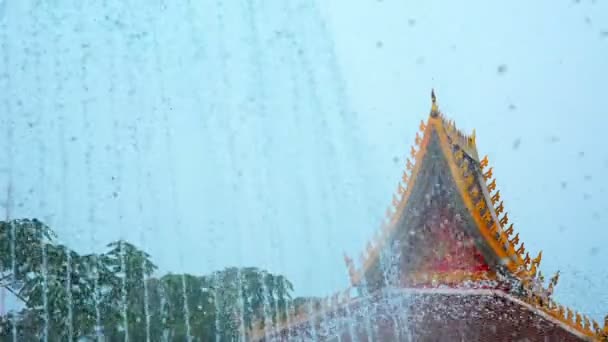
left=512, top=138, right=521, bottom=150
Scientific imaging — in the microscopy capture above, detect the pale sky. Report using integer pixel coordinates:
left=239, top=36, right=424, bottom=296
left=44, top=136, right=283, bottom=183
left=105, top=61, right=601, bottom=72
left=0, top=0, right=607, bottom=320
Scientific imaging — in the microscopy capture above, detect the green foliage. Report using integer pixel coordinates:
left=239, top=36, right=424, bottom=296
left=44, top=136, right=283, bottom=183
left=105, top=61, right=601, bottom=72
left=0, top=219, right=295, bottom=341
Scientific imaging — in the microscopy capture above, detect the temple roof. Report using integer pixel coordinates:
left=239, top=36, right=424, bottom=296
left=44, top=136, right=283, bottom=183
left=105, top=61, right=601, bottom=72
left=251, top=91, right=608, bottom=341
left=342, top=90, right=607, bottom=340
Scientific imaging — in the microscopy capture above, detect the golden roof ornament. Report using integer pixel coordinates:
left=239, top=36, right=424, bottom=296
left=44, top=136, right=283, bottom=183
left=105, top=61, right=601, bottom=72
left=483, top=168, right=494, bottom=181
left=406, top=158, right=414, bottom=171
left=491, top=191, right=501, bottom=204
left=523, top=252, right=531, bottom=266
left=549, top=270, right=560, bottom=288
left=392, top=194, right=400, bottom=208
left=397, top=183, right=406, bottom=195
left=509, top=233, right=520, bottom=245
left=532, top=251, right=543, bottom=265
left=480, top=155, right=489, bottom=169
left=516, top=242, right=526, bottom=255
left=419, top=120, right=426, bottom=132
left=430, top=89, right=439, bottom=117
left=495, top=202, right=505, bottom=215
left=499, top=213, right=509, bottom=226
left=487, top=179, right=497, bottom=192
left=504, top=223, right=514, bottom=236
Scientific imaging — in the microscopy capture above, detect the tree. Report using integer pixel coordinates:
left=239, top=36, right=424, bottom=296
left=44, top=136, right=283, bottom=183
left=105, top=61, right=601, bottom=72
left=0, top=219, right=297, bottom=341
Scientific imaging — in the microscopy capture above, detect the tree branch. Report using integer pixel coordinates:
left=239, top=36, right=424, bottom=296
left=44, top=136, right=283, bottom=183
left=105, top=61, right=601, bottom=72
left=0, top=285, right=27, bottom=304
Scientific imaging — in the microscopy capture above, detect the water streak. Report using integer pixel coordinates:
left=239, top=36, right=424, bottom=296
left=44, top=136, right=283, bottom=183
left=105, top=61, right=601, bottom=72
left=148, top=3, right=193, bottom=339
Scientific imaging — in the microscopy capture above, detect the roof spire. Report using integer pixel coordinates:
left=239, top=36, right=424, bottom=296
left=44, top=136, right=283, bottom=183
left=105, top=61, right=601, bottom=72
left=430, top=89, right=439, bottom=117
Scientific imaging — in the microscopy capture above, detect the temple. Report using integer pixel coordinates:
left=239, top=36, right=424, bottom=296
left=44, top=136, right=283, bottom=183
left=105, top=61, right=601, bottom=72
left=251, top=91, right=608, bottom=341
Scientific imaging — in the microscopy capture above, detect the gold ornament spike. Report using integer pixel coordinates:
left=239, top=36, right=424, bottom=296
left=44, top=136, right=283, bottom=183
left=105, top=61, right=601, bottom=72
left=499, top=213, right=509, bottom=226
left=392, top=194, right=399, bottom=208
left=584, top=316, right=592, bottom=333
left=592, top=320, right=600, bottom=334
left=576, top=313, right=583, bottom=329
left=550, top=270, right=560, bottom=288
left=415, top=132, right=422, bottom=146
left=504, top=223, right=514, bottom=236
left=406, top=158, right=414, bottom=171
left=398, top=183, right=406, bottom=195
left=529, top=263, right=537, bottom=278
left=558, top=305, right=565, bottom=319
left=567, top=308, right=574, bottom=322
left=410, top=146, right=417, bottom=159
left=523, top=252, right=531, bottom=266
left=471, top=129, right=476, bottom=146
left=532, top=251, right=543, bottom=266
left=430, top=89, right=439, bottom=117
left=547, top=282, right=555, bottom=296
left=419, top=120, right=426, bottom=132
left=495, top=201, right=505, bottom=215
left=480, top=155, right=489, bottom=169
left=516, top=242, right=526, bottom=255
left=402, top=172, right=409, bottom=184
left=491, top=191, right=501, bottom=204
left=603, top=315, right=608, bottom=334
left=509, top=233, right=520, bottom=246
left=487, top=179, right=497, bottom=192
left=483, top=167, right=494, bottom=181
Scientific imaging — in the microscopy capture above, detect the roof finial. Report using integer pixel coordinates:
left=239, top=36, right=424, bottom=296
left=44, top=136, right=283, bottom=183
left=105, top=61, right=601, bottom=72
left=430, top=89, right=439, bottom=117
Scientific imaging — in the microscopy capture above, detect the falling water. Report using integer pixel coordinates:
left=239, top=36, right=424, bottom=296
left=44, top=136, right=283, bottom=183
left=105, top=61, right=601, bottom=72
left=135, top=124, right=152, bottom=342
left=52, top=4, right=75, bottom=338
left=208, top=2, right=249, bottom=339
left=131, top=80, right=151, bottom=342
left=0, top=1, right=403, bottom=340
left=379, top=246, right=401, bottom=340
left=159, top=283, right=169, bottom=341
left=78, top=18, right=103, bottom=339
left=1, top=9, right=16, bottom=339
left=146, top=5, right=194, bottom=339
left=357, top=278, right=376, bottom=342
left=29, top=2, right=51, bottom=338
left=107, top=13, right=131, bottom=338
left=212, top=272, right=222, bottom=342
